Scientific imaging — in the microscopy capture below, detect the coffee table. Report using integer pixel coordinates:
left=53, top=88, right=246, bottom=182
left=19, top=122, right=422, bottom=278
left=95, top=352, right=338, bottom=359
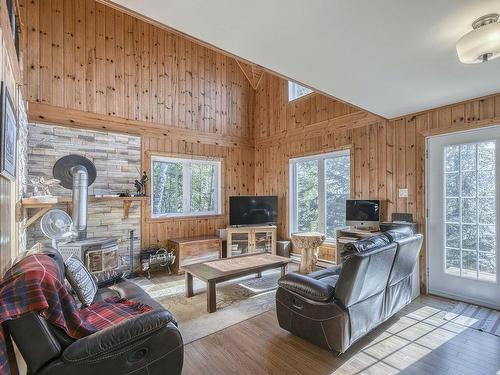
left=183, top=253, right=291, bottom=313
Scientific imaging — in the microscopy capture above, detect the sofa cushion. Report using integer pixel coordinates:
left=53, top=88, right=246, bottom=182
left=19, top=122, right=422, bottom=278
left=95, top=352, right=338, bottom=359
left=64, top=255, right=98, bottom=307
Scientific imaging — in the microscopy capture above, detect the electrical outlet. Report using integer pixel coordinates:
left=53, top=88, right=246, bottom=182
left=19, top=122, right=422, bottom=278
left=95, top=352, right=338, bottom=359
left=399, top=188, right=409, bottom=198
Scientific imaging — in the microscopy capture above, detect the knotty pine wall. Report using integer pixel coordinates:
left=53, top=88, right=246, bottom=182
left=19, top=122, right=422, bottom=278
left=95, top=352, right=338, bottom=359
left=19, top=0, right=254, bottom=140
left=141, top=138, right=254, bottom=246
left=255, top=73, right=500, bottom=290
left=18, top=0, right=256, bottom=249
left=254, top=74, right=386, bottom=239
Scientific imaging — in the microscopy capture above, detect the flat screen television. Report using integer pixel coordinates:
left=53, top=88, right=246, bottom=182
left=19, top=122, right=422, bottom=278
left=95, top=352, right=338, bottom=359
left=345, top=199, right=380, bottom=228
left=229, top=196, right=278, bottom=226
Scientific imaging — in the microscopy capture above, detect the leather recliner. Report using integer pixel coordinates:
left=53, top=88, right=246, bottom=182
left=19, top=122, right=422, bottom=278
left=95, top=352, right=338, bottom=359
left=276, top=229, right=423, bottom=353
left=5, top=250, right=184, bottom=375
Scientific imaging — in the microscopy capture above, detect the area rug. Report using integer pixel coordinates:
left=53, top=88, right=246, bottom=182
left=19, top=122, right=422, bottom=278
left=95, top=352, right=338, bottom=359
left=133, top=270, right=281, bottom=343
left=444, top=301, right=500, bottom=337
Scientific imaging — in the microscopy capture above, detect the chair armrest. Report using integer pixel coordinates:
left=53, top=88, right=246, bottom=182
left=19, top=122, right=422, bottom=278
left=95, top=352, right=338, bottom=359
left=278, top=273, right=335, bottom=302
left=308, top=264, right=342, bottom=279
left=63, top=309, right=175, bottom=362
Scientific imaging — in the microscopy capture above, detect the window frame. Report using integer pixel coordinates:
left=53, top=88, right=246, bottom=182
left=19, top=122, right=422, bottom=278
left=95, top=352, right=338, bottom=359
left=289, top=149, right=351, bottom=242
left=288, top=81, right=313, bottom=102
left=150, top=154, right=222, bottom=219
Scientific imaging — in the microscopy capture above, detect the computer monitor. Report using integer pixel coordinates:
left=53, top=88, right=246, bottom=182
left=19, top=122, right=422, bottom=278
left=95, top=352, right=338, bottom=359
left=345, top=199, right=380, bottom=229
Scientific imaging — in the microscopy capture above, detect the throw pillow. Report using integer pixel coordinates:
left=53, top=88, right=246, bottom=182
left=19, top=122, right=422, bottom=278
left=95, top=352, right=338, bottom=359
left=65, top=255, right=98, bottom=307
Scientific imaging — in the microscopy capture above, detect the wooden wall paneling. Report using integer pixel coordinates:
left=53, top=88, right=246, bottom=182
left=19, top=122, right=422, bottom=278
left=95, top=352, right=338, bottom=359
left=405, top=116, right=417, bottom=219
left=74, top=0, right=86, bottom=110
left=385, top=120, right=395, bottom=217
left=150, top=24, right=158, bottom=123
left=85, top=0, right=96, bottom=113
left=132, top=14, right=140, bottom=120
left=25, top=0, right=39, bottom=101
left=177, top=35, right=185, bottom=128
left=141, top=137, right=254, bottom=249
left=415, top=113, right=429, bottom=291
left=395, top=118, right=406, bottom=213
left=95, top=2, right=105, bottom=114
left=62, top=0, right=74, bottom=108
left=123, top=13, right=133, bottom=119
left=28, top=102, right=254, bottom=148
left=210, top=48, right=217, bottom=134
left=376, top=122, right=387, bottom=218
left=22, top=0, right=256, bottom=136
left=39, top=0, right=51, bottom=103
left=104, top=5, right=115, bottom=116
left=51, top=0, right=63, bottom=106
left=368, top=124, right=377, bottom=199
left=114, top=9, right=124, bottom=117
left=141, top=20, right=150, bottom=122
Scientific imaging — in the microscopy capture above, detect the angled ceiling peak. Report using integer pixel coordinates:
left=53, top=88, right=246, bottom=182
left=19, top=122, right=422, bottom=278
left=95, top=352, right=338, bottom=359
left=235, top=59, right=264, bottom=90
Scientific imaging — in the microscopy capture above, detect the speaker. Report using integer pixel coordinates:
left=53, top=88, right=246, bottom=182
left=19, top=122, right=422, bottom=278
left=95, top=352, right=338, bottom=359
left=391, top=212, right=413, bottom=223
left=380, top=222, right=418, bottom=234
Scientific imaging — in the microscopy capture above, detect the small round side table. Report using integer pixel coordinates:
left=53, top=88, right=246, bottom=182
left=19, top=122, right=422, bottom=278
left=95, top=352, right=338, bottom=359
left=291, top=232, right=326, bottom=274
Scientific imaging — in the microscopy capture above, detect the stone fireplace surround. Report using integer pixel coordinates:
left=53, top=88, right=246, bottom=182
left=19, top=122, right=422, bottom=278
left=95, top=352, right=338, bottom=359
left=26, top=123, right=142, bottom=271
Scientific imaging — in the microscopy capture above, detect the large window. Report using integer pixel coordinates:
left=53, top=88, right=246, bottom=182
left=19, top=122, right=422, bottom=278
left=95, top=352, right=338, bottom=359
left=288, top=81, right=313, bottom=101
left=289, top=150, right=350, bottom=240
left=151, top=155, right=222, bottom=218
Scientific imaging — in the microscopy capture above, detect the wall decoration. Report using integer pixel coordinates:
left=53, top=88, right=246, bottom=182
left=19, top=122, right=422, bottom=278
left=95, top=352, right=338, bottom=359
left=0, top=82, right=17, bottom=180
left=134, top=171, right=149, bottom=196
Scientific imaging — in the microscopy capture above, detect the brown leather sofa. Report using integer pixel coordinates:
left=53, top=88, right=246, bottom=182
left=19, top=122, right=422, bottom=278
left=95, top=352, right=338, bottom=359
left=276, top=229, right=423, bottom=353
left=6, top=250, right=184, bottom=375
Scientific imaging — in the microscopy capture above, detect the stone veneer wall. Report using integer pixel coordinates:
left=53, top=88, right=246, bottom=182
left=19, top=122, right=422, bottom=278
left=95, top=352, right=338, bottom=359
left=26, top=123, right=142, bottom=270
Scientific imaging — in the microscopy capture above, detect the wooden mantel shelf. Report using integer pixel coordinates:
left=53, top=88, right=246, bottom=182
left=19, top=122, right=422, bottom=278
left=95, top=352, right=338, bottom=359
left=20, top=196, right=149, bottom=228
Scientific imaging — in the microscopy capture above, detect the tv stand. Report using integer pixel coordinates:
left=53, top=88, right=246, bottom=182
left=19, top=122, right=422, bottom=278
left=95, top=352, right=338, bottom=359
left=226, top=225, right=277, bottom=257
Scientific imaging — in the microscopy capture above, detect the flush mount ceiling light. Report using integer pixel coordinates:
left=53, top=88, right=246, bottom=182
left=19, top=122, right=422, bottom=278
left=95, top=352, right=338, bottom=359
left=456, top=13, right=500, bottom=64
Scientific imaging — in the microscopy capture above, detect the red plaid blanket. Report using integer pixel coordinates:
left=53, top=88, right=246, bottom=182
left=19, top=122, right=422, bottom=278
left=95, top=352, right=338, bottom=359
left=0, top=254, right=152, bottom=375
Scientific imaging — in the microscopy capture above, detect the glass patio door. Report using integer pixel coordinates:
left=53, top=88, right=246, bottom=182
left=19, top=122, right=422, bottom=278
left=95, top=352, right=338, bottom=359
left=427, top=126, right=500, bottom=309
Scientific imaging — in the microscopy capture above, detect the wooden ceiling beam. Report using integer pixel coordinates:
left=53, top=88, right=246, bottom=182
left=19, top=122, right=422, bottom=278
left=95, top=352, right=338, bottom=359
left=28, top=102, right=255, bottom=149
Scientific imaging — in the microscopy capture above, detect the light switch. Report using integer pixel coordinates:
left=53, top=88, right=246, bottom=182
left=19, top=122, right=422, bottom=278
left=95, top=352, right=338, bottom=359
left=399, top=188, right=409, bottom=198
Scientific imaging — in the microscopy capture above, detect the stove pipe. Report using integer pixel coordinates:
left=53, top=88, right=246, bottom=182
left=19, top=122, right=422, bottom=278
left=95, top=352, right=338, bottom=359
left=71, top=165, right=89, bottom=240
left=53, top=155, right=96, bottom=242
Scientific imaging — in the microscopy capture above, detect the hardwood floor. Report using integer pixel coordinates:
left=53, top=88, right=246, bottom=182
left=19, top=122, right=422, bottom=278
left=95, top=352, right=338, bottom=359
left=183, top=295, right=500, bottom=375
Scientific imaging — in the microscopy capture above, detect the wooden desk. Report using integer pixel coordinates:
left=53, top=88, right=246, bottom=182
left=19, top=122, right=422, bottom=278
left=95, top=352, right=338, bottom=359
left=335, top=228, right=381, bottom=264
